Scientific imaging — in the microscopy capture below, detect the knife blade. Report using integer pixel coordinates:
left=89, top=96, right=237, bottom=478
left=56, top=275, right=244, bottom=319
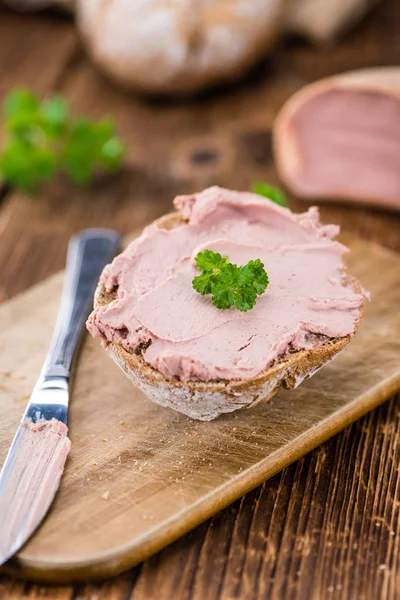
left=0, top=228, right=121, bottom=566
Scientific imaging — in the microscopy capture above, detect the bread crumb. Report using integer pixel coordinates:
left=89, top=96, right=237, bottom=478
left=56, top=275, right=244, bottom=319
left=390, top=531, right=395, bottom=536
left=119, top=435, right=124, bottom=439
left=93, top=461, right=98, bottom=466
left=101, top=491, right=110, bottom=501
left=378, top=564, right=386, bottom=571
left=119, top=420, right=125, bottom=426
left=191, top=431, right=198, bottom=436
left=102, top=438, right=108, bottom=442
left=232, top=427, right=237, bottom=431
left=143, top=426, right=150, bottom=431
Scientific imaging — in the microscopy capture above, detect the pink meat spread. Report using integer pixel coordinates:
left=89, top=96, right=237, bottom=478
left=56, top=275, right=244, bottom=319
left=283, top=88, right=400, bottom=210
left=0, top=419, right=71, bottom=559
left=87, top=187, right=365, bottom=382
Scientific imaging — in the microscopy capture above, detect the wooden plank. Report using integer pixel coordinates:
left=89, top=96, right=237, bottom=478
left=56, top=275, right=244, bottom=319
left=0, top=7, right=77, bottom=97
left=0, top=236, right=399, bottom=584
left=0, top=6, right=78, bottom=302
left=0, top=170, right=178, bottom=299
left=126, top=396, right=400, bottom=600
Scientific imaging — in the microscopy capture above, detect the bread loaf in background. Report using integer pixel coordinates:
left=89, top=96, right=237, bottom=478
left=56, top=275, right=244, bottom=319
left=4, top=0, right=381, bottom=94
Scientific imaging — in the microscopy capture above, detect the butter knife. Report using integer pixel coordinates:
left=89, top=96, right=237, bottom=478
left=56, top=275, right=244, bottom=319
left=0, top=228, right=120, bottom=566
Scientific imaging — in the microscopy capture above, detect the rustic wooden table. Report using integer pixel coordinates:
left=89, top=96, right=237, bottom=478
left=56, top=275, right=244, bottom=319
left=0, top=3, right=399, bottom=599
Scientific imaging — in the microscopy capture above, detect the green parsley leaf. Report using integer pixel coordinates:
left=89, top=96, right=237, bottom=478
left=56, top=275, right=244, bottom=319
left=251, top=181, right=287, bottom=206
left=192, top=272, right=215, bottom=296
left=0, top=138, right=56, bottom=193
left=242, top=259, right=269, bottom=294
left=0, top=89, right=125, bottom=193
left=3, top=89, right=39, bottom=135
left=194, top=249, right=228, bottom=273
left=192, top=249, right=230, bottom=296
left=39, top=96, right=68, bottom=138
left=192, top=249, right=269, bottom=312
left=100, top=137, right=125, bottom=170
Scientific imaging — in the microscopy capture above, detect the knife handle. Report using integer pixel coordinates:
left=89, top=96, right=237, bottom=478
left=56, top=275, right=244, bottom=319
left=42, top=229, right=121, bottom=381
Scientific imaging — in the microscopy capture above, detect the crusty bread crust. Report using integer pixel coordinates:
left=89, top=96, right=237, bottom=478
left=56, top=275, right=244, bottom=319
left=94, top=213, right=364, bottom=421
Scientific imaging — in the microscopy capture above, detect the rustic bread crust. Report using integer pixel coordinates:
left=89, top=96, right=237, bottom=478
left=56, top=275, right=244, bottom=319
left=94, top=213, right=364, bottom=421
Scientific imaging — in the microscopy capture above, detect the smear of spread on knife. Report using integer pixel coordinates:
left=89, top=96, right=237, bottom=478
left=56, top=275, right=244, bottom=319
left=88, top=186, right=366, bottom=383
left=0, top=418, right=71, bottom=558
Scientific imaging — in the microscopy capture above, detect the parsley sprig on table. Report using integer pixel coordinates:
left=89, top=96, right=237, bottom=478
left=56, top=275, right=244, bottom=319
left=251, top=180, right=287, bottom=206
left=0, top=89, right=125, bottom=193
left=192, top=249, right=269, bottom=312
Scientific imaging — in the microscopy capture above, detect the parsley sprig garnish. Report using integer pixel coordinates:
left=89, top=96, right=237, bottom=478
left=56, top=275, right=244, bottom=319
left=192, top=249, right=269, bottom=312
left=251, top=181, right=287, bottom=206
left=0, top=89, right=125, bottom=193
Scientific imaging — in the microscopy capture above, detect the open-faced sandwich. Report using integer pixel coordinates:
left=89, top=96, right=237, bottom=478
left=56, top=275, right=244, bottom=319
left=87, top=186, right=367, bottom=420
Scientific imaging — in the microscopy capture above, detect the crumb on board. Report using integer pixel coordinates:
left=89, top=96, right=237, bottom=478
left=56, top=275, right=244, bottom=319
left=119, top=420, right=125, bottom=426
left=101, top=491, right=110, bottom=501
left=102, top=438, right=108, bottom=442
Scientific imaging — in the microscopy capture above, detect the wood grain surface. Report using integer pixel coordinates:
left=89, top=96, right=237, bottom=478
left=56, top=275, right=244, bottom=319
left=0, top=236, right=399, bottom=585
left=0, top=1, right=399, bottom=598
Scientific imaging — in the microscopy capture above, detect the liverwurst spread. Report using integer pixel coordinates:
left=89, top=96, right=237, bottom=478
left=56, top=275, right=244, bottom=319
left=274, top=68, right=400, bottom=211
left=0, top=418, right=71, bottom=559
left=87, top=187, right=365, bottom=382
left=287, top=89, right=400, bottom=209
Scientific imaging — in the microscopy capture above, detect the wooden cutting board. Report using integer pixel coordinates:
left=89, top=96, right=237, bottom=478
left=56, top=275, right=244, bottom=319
left=0, top=236, right=399, bottom=583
